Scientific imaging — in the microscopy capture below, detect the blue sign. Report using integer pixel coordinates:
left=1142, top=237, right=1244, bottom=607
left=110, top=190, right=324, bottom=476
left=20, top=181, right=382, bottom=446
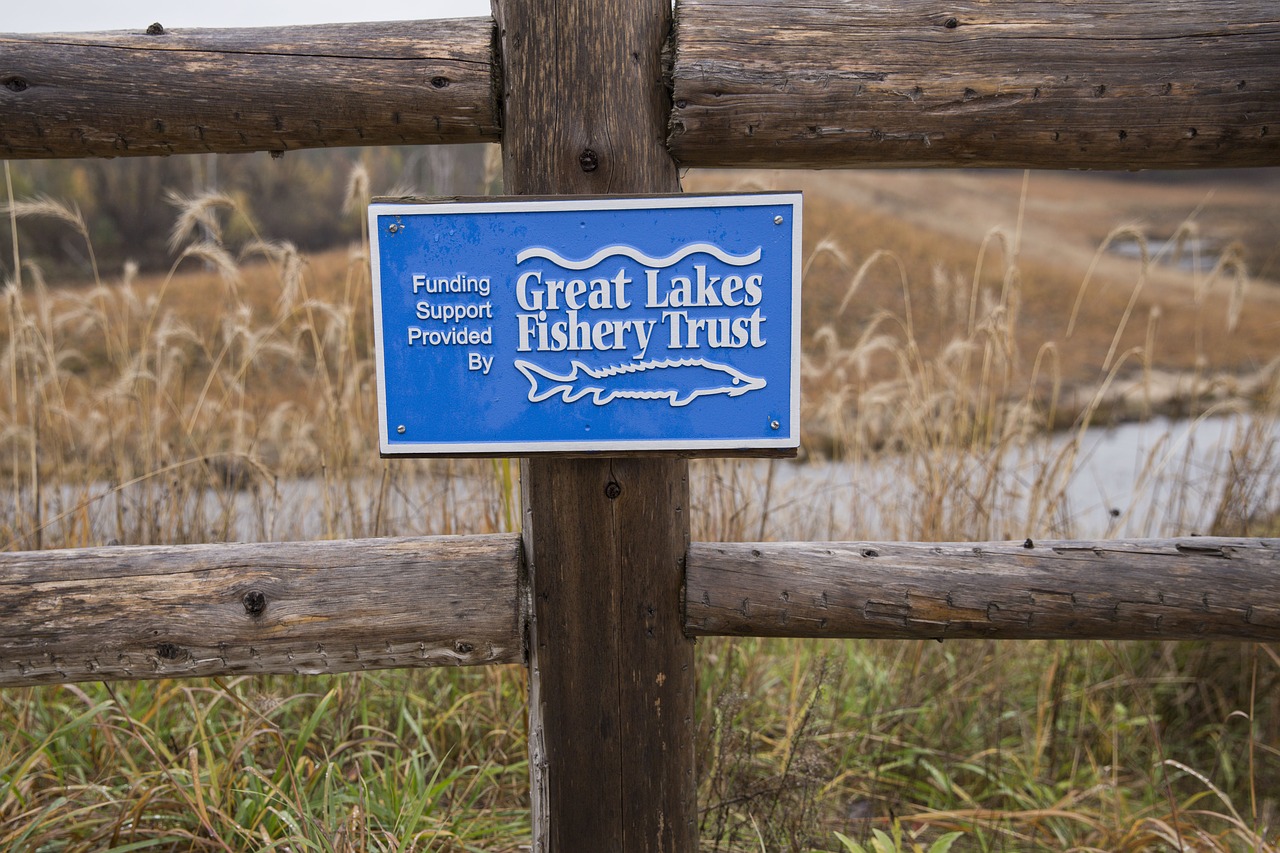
left=368, top=193, right=801, bottom=455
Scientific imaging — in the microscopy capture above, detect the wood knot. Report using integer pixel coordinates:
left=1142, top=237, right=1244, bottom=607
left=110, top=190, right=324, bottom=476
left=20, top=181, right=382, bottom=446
left=454, top=641, right=475, bottom=654
left=604, top=481, right=622, bottom=500
left=155, top=642, right=184, bottom=661
left=3, top=77, right=30, bottom=93
left=430, top=76, right=450, bottom=89
left=579, top=148, right=599, bottom=173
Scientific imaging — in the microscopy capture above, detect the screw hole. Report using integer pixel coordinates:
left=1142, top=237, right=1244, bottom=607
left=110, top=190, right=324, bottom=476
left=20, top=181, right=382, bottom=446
left=243, top=590, right=267, bottom=617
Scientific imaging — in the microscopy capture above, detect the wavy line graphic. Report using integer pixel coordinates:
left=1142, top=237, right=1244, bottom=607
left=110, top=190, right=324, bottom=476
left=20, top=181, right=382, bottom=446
left=515, top=242, right=761, bottom=270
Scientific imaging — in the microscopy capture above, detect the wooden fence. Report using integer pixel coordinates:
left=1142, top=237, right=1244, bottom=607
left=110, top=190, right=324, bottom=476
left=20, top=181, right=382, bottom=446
left=3, top=535, right=1277, bottom=687
left=2, top=1, right=1278, bottom=850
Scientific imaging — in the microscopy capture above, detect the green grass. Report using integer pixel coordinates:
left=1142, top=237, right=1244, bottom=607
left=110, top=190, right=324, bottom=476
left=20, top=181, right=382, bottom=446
left=695, top=637, right=1279, bottom=852
left=1, top=165, right=1277, bottom=850
left=2, top=670, right=531, bottom=851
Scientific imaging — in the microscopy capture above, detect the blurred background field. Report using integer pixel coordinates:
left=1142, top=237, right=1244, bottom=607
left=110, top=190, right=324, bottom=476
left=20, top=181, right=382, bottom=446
left=1, top=146, right=1277, bottom=851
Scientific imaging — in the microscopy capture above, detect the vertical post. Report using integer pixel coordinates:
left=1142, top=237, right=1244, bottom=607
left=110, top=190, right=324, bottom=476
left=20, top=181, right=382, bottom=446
left=491, top=0, right=696, bottom=851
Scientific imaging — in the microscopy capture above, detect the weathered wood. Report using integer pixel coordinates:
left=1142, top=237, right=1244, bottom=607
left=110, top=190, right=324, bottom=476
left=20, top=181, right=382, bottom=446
left=686, top=537, right=1280, bottom=641
left=0, top=535, right=523, bottom=687
left=494, top=0, right=697, bottom=847
left=670, top=0, right=1280, bottom=169
left=520, top=460, right=695, bottom=852
left=0, top=18, right=499, bottom=159
left=9, top=4, right=1278, bottom=168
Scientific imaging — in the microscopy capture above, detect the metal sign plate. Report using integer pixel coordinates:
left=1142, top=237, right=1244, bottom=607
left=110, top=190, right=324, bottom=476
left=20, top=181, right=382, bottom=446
left=368, top=193, right=801, bottom=455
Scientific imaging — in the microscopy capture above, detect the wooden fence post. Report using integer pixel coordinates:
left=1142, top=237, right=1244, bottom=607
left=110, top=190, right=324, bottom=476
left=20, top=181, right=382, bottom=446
left=492, top=0, right=697, bottom=850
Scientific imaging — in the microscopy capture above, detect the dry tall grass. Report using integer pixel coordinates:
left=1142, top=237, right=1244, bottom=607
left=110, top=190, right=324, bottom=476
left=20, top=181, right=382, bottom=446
left=1, top=163, right=1277, bottom=851
left=0, top=186, right=517, bottom=552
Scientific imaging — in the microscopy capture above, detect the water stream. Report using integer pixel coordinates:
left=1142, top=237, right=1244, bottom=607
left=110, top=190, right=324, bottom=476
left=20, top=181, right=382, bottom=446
left=730, top=413, right=1279, bottom=542
left=16, top=413, right=1276, bottom=549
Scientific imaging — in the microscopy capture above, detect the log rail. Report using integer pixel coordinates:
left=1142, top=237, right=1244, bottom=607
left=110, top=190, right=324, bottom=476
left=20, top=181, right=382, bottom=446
left=3, top=1, right=1278, bottom=168
left=0, top=18, right=500, bottom=159
left=670, top=0, right=1280, bottom=169
left=4, top=535, right=1276, bottom=689
left=0, top=534, right=524, bottom=688
left=685, top=537, right=1280, bottom=641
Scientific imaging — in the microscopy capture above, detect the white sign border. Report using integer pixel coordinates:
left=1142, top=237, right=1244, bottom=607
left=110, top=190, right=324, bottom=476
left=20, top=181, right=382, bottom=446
left=369, top=192, right=802, bottom=456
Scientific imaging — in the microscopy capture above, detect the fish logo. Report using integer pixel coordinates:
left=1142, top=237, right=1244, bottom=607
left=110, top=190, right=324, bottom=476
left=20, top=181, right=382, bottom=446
left=514, top=358, right=766, bottom=407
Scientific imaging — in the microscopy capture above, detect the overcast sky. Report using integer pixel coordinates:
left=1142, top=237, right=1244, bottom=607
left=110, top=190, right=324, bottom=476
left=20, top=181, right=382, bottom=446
left=6, top=0, right=491, bottom=33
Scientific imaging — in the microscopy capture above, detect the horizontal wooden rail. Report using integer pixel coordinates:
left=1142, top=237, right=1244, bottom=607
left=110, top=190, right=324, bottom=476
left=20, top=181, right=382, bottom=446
left=6, top=533, right=1278, bottom=688
left=0, top=535, right=523, bottom=688
left=669, top=0, right=1280, bottom=169
left=0, top=18, right=500, bottom=159
left=6, top=3, right=1280, bottom=168
left=685, top=537, right=1280, bottom=641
